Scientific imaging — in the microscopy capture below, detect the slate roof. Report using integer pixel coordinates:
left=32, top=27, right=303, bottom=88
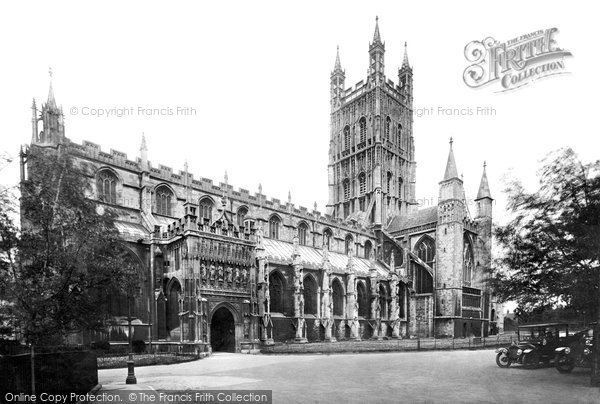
left=386, top=206, right=438, bottom=234
left=262, top=238, right=387, bottom=276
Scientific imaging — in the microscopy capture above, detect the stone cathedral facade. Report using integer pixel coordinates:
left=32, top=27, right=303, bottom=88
left=21, top=19, right=502, bottom=353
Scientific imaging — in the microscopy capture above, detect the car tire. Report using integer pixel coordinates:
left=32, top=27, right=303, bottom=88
left=555, top=355, right=575, bottom=373
left=496, top=352, right=511, bottom=368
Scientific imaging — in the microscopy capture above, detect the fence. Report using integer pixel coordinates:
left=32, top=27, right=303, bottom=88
left=0, top=349, right=98, bottom=400
left=261, top=333, right=517, bottom=354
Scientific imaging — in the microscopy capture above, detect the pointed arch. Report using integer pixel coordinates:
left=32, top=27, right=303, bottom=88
left=297, top=221, right=309, bottom=246
left=269, top=214, right=281, bottom=239
left=359, top=117, right=367, bottom=143
left=379, top=283, right=389, bottom=319
left=303, top=274, right=318, bottom=315
left=385, top=116, right=391, bottom=140
left=358, top=172, right=366, bottom=196
left=322, top=228, right=333, bottom=250
left=332, top=278, right=344, bottom=316
left=344, top=234, right=354, bottom=255
left=166, top=277, right=182, bottom=334
left=236, top=205, right=248, bottom=227
left=154, top=184, right=175, bottom=216
left=343, top=125, right=351, bottom=149
left=463, top=234, right=474, bottom=286
left=268, top=270, right=286, bottom=314
left=343, top=178, right=350, bottom=201
left=96, top=167, right=119, bottom=204
left=357, top=280, right=368, bottom=318
left=364, top=240, right=373, bottom=259
left=199, top=196, right=215, bottom=222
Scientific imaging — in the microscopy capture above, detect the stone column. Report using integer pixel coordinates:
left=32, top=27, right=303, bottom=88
left=292, top=237, right=307, bottom=343
left=346, top=255, right=360, bottom=341
left=256, top=225, right=273, bottom=344
left=321, top=249, right=335, bottom=342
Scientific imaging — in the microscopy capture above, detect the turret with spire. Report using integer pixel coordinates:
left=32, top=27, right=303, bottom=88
left=399, top=41, right=413, bottom=105
left=330, top=45, right=345, bottom=110
left=475, top=161, right=493, bottom=219
left=32, top=68, right=65, bottom=147
left=369, top=16, right=385, bottom=85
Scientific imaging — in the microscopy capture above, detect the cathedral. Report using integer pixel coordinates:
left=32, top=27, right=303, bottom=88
left=21, top=19, right=501, bottom=353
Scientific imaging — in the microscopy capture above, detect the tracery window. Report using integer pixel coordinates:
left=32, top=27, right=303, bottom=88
left=359, top=117, right=367, bottom=143
left=343, top=179, right=350, bottom=201
left=199, top=198, right=213, bottom=221
left=269, top=215, right=281, bottom=239
left=323, top=228, right=332, bottom=250
left=358, top=172, right=366, bottom=195
left=332, top=279, right=344, bottom=316
left=345, top=234, right=354, bottom=255
left=414, top=237, right=435, bottom=294
left=357, top=282, right=368, bottom=317
left=269, top=272, right=285, bottom=313
left=463, top=235, right=474, bottom=286
left=298, top=222, right=308, bottom=246
left=364, top=240, right=373, bottom=259
left=385, top=116, right=391, bottom=140
left=303, top=275, right=317, bottom=315
left=155, top=185, right=173, bottom=216
left=96, top=169, right=118, bottom=204
left=344, top=126, right=351, bottom=149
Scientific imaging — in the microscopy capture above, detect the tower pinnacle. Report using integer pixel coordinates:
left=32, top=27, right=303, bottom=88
left=373, top=16, right=382, bottom=44
left=476, top=161, right=492, bottom=200
left=402, top=41, right=410, bottom=68
left=47, top=67, right=57, bottom=110
left=334, top=45, right=342, bottom=71
left=443, top=137, right=459, bottom=181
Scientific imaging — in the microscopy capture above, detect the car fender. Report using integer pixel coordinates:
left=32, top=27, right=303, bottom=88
left=496, top=348, right=508, bottom=354
left=523, top=349, right=533, bottom=354
left=555, top=347, right=567, bottom=353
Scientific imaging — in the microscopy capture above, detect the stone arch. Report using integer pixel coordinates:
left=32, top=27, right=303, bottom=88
left=297, top=220, right=309, bottom=246
left=331, top=278, right=344, bottom=317
left=303, top=274, right=318, bottom=315
left=268, top=270, right=286, bottom=314
left=166, top=277, right=182, bottom=339
left=356, top=280, right=368, bottom=318
left=209, top=303, right=238, bottom=352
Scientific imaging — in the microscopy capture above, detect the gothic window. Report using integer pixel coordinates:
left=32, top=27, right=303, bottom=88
left=364, top=240, right=373, bottom=259
left=463, top=235, right=474, bottom=286
left=155, top=185, right=173, bottom=216
left=397, top=124, right=403, bottom=147
left=269, top=271, right=285, bottom=313
left=199, top=197, right=213, bottom=221
left=298, top=222, right=308, bottom=246
left=269, top=215, right=281, bottom=239
left=332, top=279, right=344, bottom=316
left=357, top=282, right=368, bottom=317
left=358, top=172, right=366, bottom=195
left=343, top=179, right=350, bottom=201
left=303, top=275, right=318, bottom=315
left=387, top=172, right=393, bottom=194
left=344, top=125, right=351, bottom=149
left=414, top=236, right=434, bottom=294
left=166, top=278, right=182, bottom=333
left=398, top=284, right=405, bottom=318
left=398, top=177, right=404, bottom=200
left=416, top=236, right=435, bottom=265
left=237, top=206, right=248, bottom=227
left=359, top=117, right=367, bottom=143
left=96, top=169, right=118, bottom=204
left=385, top=116, right=391, bottom=140
left=345, top=234, right=354, bottom=255
left=379, top=284, right=388, bottom=318
left=323, top=228, right=332, bottom=250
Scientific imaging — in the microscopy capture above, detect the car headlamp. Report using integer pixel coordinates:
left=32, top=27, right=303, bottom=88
left=583, top=348, right=590, bottom=355
left=517, top=349, right=523, bottom=355
left=564, top=347, right=571, bottom=355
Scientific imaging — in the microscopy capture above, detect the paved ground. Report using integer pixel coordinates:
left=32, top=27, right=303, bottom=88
left=99, top=350, right=598, bottom=403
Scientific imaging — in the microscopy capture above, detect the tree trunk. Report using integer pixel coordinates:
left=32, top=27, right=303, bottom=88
left=592, top=274, right=600, bottom=387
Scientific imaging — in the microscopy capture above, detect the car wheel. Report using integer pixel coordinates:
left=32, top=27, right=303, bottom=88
left=496, top=352, right=511, bottom=368
left=555, top=355, right=575, bottom=373
left=523, top=351, right=540, bottom=369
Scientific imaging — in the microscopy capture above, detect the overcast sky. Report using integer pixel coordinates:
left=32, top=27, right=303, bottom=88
left=1, top=0, right=598, bottom=227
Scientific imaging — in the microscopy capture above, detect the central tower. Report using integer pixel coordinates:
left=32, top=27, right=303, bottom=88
left=327, top=18, right=415, bottom=227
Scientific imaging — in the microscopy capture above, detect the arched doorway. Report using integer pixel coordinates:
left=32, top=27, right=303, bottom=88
left=210, top=307, right=235, bottom=352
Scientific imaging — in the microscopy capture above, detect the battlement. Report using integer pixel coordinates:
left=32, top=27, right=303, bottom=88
left=65, top=137, right=373, bottom=236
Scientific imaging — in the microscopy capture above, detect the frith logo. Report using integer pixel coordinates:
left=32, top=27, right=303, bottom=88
left=463, top=28, right=572, bottom=92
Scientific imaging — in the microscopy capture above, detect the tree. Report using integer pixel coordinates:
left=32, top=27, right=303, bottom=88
left=0, top=146, right=131, bottom=345
left=492, top=148, right=600, bottom=386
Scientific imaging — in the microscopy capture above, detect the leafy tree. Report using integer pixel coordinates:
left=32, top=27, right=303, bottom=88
left=492, top=148, right=600, bottom=386
left=0, top=146, right=132, bottom=345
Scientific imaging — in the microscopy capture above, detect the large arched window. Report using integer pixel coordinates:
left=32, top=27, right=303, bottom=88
left=303, top=275, right=318, bottom=315
left=364, top=240, right=373, bottom=259
left=385, top=116, right=391, bottom=140
left=323, top=228, right=332, bottom=250
left=155, top=185, right=174, bottom=216
left=332, top=279, right=344, bottom=316
left=358, top=172, right=366, bottom=195
left=379, top=283, right=389, bottom=319
left=343, top=125, right=351, bottom=149
left=359, top=117, right=367, bottom=143
left=97, top=169, right=118, bottom=204
left=415, top=237, right=435, bottom=294
left=269, top=271, right=285, bottom=313
left=463, top=235, right=474, bottom=286
left=344, top=234, right=354, bottom=255
left=298, top=222, right=309, bottom=246
left=357, top=282, right=368, bottom=317
left=199, top=197, right=213, bottom=221
left=269, top=215, right=281, bottom=239
left=237, top=206, right=248, bottom=227
left=387, top=172, right=393, bottom=194
left=343, top=179, right=350, bottom=201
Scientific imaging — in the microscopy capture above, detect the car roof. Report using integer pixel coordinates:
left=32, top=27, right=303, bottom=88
left=518, top=323, right=569, bottom=329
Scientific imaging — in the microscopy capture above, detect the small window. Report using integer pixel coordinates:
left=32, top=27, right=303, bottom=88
left=364, top=240, right=372, bottom=259
left=323, top=228, right=332, bottom=250
left=344, top=126, right=351, bottom=149
left=344, top=234, right=353, bottom=255
left=237, top=207, right=248, bottom=227
left=199, top=198, right=213, bottom=221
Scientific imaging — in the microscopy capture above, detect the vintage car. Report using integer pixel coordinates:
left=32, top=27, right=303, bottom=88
left=554, top=325, right=595, bottom=373
left=495, top=323, right=570, bottom=368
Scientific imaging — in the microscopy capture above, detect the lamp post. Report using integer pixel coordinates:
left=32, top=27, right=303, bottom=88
left=126, top=295, right=137, bottom=384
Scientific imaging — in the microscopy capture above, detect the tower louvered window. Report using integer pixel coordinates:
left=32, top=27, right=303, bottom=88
left=344, top=126, right=351, bottom=150
left=359, top=117, right=367, bottom=143
left=359, top=173, right=366, bottom=195
left=343, top=179, right=350, bottom=201
left=385, top=116, right=391, bottom=140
